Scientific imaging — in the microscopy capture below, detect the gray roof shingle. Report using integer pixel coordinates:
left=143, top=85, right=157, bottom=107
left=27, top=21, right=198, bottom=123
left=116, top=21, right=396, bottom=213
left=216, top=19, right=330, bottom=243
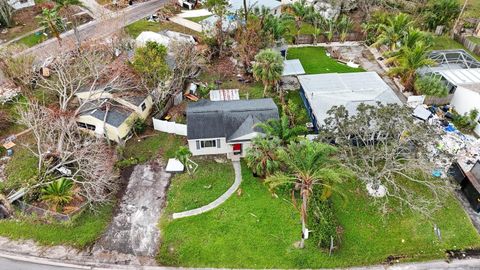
left=187, top=98, right=279, bottom=141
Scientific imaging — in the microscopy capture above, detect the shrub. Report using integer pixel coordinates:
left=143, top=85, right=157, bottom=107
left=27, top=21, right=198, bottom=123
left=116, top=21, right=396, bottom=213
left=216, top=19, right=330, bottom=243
left=414, top=76, right=449, bottom=97
left=133, top=118, right=147, bottom=134
left=115, top=157, right=139, bottom=169
left=452, top=109, right=479, bottom=132
left=0, top=146, right=6, bottom=157
left=307, top=188, right=341, bottom=250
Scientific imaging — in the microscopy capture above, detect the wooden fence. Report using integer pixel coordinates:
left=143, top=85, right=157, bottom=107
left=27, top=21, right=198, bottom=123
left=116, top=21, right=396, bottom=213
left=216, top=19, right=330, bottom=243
left=453, top=33, right=480, bottom=56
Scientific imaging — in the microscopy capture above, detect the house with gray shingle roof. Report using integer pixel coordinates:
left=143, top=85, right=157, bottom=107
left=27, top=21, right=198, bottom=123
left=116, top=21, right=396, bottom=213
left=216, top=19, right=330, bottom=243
left=186, top=98, right=279, bottom=159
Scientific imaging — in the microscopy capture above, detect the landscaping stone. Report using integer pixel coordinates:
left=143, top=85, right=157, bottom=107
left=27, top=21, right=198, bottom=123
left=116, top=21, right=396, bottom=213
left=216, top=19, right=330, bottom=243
left=93, top=160, right=171, bottom=257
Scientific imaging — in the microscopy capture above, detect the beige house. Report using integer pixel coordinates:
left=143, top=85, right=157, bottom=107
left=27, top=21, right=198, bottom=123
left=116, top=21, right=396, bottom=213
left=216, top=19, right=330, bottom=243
left=75, top=89, right=153, bottom=143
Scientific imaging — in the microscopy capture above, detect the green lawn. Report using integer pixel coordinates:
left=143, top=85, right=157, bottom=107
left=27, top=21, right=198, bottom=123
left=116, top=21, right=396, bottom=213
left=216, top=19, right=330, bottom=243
left=186, top=15, right=211, bottom=23
left=467, top=36, right=480, bottom=45
left=123, top=132, right=185, bottom=163
left=0, top=204, right=113, bottom=248
left=125, top=20, right=198, bottom=38
left=164, top=159, right=235, bottom=214
left=431, top=36, right=480, bottom=60
left=459, top=0, right=480, bottom=19
left=16, top=32, right=46, bottom=47
left=1, top=147, right=38, bottom=192
left=286, top=47, right=365, bottom=74
left=158, top=163, right=480, bottom=268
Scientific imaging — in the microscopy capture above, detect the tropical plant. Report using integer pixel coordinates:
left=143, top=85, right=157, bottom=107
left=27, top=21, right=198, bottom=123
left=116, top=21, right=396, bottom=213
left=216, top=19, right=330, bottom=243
left=387, top=42, right=435, bottom=92
left=423, top=0, right=460, bottom=31
left=0, top=0, right=14, bottom=27
left=337, top=15, right=353, bottom=42
left=325, top=18, right=336, bottom=42
left=132, top=41, right=171, bottom=89
left=372, top=13, right=413, bottom=51
left=41, top=178, right=74, bottom=211
left=255, top=114, right=307, bottom=145
left=245, top=136, right=282, bottom=178
left=288, top=0, right=314, bottom=44
left=204, top=0, right=230, bottom=56
left=362, top=11, right=389, bottom=45
left=37, top=7, right=65, bottom=44
left=264, top=14, right=291, bottom=42
left=452, top=109, right=479, bottom=132
left=308, top=190, right=340, bottom=249
left=252, top=49, right=284, bottom=97
left=414, top=76, right=449, bottom=97
left=52, top=0, right=90, bottom=46
left=306, top=11, right=324, bottom=45
left=265, top=140, right=343, bottom=249
left=175, top=146, right=193, bottom=174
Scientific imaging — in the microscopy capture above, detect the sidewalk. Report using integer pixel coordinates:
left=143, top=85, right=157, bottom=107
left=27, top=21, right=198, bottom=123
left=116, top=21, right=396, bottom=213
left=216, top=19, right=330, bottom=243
left=168, top=16, right=202, bottom=32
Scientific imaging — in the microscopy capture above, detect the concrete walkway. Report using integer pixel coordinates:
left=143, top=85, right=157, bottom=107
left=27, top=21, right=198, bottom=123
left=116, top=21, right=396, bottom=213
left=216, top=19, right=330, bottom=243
left=172, top=160, right=242, bottom=219
left=177, top=9, right=211, bottom=18
left=168, top=16, right=202, bottom=32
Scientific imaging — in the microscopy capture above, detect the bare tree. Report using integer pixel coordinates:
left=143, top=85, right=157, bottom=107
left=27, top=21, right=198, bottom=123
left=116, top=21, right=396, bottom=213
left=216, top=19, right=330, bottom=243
left=319, top=103, right=454, bottom=217
left=17, top=102, right=118, bottom=205
left=169, top=41, right=205, bottom=90
left=0, top=45, right=36, bottom=94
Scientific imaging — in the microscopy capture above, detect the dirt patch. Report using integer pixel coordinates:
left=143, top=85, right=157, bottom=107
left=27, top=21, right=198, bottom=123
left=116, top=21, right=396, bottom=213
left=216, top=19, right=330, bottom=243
left=0, top=6, right=42, bottom=43
left=446, top=249, right=480, bottom=261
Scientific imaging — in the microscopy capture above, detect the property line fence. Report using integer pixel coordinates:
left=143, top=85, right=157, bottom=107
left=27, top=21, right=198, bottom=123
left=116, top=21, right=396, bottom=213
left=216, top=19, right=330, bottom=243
left=16, top=201, right=88, bottom=222
left=153, top=118, right=187, bottom=136
left=454, top=33, right=480, bottom=56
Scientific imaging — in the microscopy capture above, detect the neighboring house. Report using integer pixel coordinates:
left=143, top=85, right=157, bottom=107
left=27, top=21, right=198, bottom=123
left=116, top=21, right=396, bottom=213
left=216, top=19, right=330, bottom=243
left=75, top=89, right=153, bottom=142
left=298, top=72, right=402, bottom=130
left=419, top=50, right=480, bottom=136
left=186, top=98, right=279, bottom=159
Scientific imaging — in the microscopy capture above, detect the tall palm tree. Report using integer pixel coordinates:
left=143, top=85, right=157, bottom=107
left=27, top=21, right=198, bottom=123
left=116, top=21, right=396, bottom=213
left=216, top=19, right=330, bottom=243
left=252, top=49, right=284, bottom=97
left=264, top=14, right=291, bottom=42
left=386, top=28, right=432, bottom=63
left=255, top=114, right=307, bottom=145
left=307, top=11, right=324, bottom=45
left=288, top=0, right=314, bottom=44
left=37, top=7, right=64, bottom=44
left=388, top=42, right=436, bottom=93
left=53, top=0, right=90, bottom=46
left=337, top=15, right=353, bottom=43
left=265, top=140, right=343, bottom=249
left=372, top=13, right=413, bottom=51
left=245, top=136, right=282, bottom=178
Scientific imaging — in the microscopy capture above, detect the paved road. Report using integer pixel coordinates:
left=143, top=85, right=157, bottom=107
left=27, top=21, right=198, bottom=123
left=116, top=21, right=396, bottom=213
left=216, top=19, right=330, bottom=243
left=0, top=257, right=86, bottom=270
left=21, top=0, right=167, bottom=58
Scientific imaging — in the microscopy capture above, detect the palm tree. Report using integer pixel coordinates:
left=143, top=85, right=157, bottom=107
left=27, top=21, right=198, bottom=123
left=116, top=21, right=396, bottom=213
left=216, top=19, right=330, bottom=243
left=37, top=7, right=64, bottom=44
left=245, top=136, right=282, bottom=178
left=307, top=11, right=324, bottom=45
left=53, top=0, right=90, bottom=46
left=252, top=49, right=284, bottom=97
left=372, top=13, right=413, bottom=51
left=386, top=28, right=432, bottom=63
left=41, top=178, right=74, bottom=212
left=337, top=15, right=353, bottom=43
left=288, top=0, right=314, bottom=44
left=255, top=114, right=307, bottom=145
left=175, top=146, right=193, bottom=175
left=264, top=14, right=291, bottom=42
left=325, top=18, right=336, bottom=42
left=387, top=42, right=436, bottom=93
left=265, top=140, right=343, bottom=249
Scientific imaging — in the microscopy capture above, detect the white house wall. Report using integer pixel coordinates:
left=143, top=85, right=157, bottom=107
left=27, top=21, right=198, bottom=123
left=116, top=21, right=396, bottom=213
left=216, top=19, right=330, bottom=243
left=451, top=86, right=480, bottom=136
left=188, top=138, right=230, bottom=156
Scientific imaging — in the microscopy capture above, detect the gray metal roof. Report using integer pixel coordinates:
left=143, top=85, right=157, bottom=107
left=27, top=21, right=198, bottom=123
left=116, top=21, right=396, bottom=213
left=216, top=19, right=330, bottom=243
left=187, top=98, right=279, bottom=141
left=283, top=59, right=306, bottom=76
left=299, top=72, right=401, bottom=126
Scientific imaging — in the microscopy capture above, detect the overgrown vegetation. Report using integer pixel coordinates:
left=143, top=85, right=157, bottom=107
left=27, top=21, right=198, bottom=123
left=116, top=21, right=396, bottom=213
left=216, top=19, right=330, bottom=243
left=414, top=76, right=449, bottom=97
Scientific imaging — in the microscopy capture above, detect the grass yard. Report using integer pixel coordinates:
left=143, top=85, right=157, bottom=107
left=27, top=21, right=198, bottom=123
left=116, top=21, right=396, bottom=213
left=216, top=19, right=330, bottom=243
left=123, top=132, right=186, bottom=163
left=163, top=159, right=235, bottom=214
left=1, top=147, right=38, bottom=192
left=459, top=0, right=480, bottom=19
left=125, top=20, right=198, bottom=38
left=0, top=204, right=113, bottom=248
left=467, top=36, right=480, bottom=45
left=158, top=163, right=480, bottom=268
left=287, top=47, right=365, bottom=74
left=16, top=32, right=47, bottom=47
left=431, top=36, right=480, bottom=60
left=186, top=15, right=211, bottom=23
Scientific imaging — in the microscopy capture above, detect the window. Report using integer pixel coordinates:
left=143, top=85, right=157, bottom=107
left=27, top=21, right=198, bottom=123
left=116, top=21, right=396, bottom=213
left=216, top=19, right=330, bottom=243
left=77, top=122, right=96, bottom=131
left=140, top=102, right=147, bottom=111
left=196, top=139, right=221, bottom=149
left=201, top=140, right=216, bottom=148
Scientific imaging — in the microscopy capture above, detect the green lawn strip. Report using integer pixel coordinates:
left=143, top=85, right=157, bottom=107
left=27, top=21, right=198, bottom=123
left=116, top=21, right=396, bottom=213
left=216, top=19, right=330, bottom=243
left=2, top=147, right=38, bottom=192
left=286, top=47, right=365, bottom=74
left=164, top=159, right=235, bottom=214
left=123, top=133, right=186, bottom=163
left=431, top=36, right=480, bottom=60
left=467, top=36, right=480, bottom=45
left=186, top=15, right=211, bottom=23
left=0, top=204, right=114, bottom=248
left=158, top=164, right=480, bottom=268
left=125, top=20, right=198, bottom=38
left=16, top=32, right=46, bottom=47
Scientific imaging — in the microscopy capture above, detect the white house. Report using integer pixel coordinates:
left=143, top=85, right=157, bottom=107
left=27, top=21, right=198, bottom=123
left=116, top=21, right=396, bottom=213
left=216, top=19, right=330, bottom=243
left=186, top=98, right=279, bottom=159
left=135, top=30, right=195, bottom=48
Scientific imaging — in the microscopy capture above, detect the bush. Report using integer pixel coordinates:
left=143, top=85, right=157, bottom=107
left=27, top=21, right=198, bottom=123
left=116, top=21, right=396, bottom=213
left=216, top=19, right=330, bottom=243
left=115, top=157, right=139, bottom=169
left=133, top=118, right=147, bottom=134
left=414, top=76, right=449, bottom=97
left=452, top=109, right=479, bottom=132
left=307, top=188, right=341, bottom=249
left=0, top=146, right=6, bottom=157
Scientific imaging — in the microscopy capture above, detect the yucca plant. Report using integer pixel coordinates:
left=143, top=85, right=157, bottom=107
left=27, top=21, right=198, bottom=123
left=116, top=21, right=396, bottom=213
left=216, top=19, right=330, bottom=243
left=41, top=178, right=74, bottom=212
